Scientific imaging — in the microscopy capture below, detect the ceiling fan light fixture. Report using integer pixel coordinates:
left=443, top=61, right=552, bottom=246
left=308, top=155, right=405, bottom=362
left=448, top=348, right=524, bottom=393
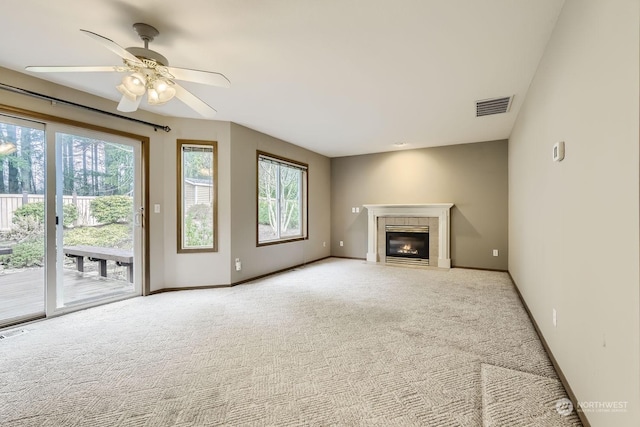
left=122, top=72, right=147, bottom=95
left=116, top=83, right=138, bottom=101
left=29, top=25, right=227, bottom=117
left=147, top=87, right=159, bottom=104
left=147, top=79, right=176, bottom=105
left=154, top=79, right=168, bottom=93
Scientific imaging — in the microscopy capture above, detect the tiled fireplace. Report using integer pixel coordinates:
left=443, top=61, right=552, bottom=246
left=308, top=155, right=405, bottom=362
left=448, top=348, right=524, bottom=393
left=363, top=204, right=454, bottom=268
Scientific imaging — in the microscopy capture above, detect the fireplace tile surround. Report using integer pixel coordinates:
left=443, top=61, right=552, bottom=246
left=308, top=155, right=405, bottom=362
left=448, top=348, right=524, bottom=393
left=363, top=204, right=454, bottom=268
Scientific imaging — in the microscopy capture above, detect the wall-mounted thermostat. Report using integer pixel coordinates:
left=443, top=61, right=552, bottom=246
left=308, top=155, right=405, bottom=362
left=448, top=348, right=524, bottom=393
left=553, top=141, right=565, bottom=162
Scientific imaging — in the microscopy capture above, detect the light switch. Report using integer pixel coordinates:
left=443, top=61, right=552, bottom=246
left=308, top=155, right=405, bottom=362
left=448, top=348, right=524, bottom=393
left=154, top=204, right=161, bottom=213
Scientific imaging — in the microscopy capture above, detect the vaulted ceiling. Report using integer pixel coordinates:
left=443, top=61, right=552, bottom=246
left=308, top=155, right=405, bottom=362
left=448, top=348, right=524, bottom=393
left=0, top=0, right=564, bottom=157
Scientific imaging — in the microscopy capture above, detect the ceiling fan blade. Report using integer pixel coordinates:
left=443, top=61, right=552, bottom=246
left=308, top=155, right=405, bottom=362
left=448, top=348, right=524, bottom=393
left=173, top=83, right=217, bottom=119
left=80, top=29, right=143, bottom=65
left=165, top=66, right=231, bottom=88
left=117, top=95, right=143, bottom=113
left=26, top=65, right=120, bottom=73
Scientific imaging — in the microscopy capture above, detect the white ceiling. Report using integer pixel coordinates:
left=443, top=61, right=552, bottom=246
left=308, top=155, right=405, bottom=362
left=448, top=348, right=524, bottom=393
left=0, top=0, right=564, bottom=157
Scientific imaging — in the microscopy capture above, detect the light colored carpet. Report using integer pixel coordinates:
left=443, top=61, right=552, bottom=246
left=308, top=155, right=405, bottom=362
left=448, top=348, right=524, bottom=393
left=0, top=258, right=580, bottom=426
left=481, top=364, right=581, bottom=426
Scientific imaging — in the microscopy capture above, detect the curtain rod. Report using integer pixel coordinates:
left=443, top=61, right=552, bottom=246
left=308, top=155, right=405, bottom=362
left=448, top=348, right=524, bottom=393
left=0, top=82, right=171, bottom=132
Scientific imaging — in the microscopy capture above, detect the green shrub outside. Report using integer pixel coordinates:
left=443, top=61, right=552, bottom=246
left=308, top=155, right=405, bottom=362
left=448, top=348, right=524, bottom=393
left=64, top=223, right=132, bottom=249
left=13, top=203, right=43, bottom=221
left=13, top=201, right=78, bottom=227
left=2, top=202, right=79, bottom=268
left=1, top=239, right=44, bottom=268
left=90, top=195, right=133, bottom=224
left=7, top=215, right=43, bottom=243
left=63, top=203, right=79, bottom=226
left=184, top=204, right=213, bottom=247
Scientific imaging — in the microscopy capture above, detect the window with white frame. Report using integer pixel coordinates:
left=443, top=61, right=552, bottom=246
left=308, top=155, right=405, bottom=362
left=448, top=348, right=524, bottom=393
left=257, top=152, right=308, bottom=245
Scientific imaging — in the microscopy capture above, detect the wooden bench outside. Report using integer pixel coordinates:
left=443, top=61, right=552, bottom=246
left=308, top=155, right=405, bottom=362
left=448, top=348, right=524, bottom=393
left=63, top=245, right=133, bottom=283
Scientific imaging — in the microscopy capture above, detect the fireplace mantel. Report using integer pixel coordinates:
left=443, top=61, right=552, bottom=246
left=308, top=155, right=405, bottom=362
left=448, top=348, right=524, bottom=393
left=363, top=203, right=454, bottom=268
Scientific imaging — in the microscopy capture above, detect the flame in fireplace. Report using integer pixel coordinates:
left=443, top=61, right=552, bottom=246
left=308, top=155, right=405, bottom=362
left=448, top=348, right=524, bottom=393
left=398, top=244, right=419, bottom=255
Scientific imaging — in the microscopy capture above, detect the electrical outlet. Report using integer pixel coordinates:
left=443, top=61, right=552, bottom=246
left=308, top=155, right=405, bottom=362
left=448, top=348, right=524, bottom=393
left=355, top=207, right=360, bottom=213
left=235, top=258, right=241, bottom=271
left=552, top=308, right=557, bottom=327
left=323, top=241, right=326, bottom=247
left=339, top=241, right=344, bottom=247
left=154, top=204, right=161, bottom=213
left=492, top=249, right=499, bottom=257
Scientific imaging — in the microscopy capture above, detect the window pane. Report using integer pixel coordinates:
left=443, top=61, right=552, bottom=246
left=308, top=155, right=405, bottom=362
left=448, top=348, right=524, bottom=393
left=56, top=132, right=137, bottom=307
left=258, top=159, right=278, bottom=242
left=279, top=165, right=301, bottom=238
left=179, top=142, right=216, bottom=251
left=0, top=118, right=46, bottom=325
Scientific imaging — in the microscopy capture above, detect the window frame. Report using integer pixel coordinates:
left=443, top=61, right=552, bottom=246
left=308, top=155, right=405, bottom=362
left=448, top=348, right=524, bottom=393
left=177, top=139, right=218, bottom=253
left=256, top=151, right=308, bottom=247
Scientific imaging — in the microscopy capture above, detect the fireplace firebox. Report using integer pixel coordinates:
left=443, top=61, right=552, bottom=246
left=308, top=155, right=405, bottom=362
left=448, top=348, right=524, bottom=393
left=385, top=225, right=429, bottom=266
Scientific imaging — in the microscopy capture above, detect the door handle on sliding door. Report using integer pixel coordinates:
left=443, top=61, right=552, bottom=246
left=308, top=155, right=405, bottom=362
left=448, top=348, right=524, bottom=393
left=134, top=207, right=144, bottom=227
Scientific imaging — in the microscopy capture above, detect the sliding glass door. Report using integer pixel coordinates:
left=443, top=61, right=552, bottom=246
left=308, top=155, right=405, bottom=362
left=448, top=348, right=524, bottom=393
left=0, top=114, right=144, bottom=327
left=0, top=115, right=46, bottom=325
left=52, top=126, right=142, bottom=311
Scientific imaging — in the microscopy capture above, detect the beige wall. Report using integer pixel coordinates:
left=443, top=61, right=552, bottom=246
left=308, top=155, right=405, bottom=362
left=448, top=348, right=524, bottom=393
left=509, top=1, right=640, bottom=426
left=162, top=118, right=232, bottom=289
left=229, top=123, right=331, bottom=283
left=330, top=140, right=508, bottom=270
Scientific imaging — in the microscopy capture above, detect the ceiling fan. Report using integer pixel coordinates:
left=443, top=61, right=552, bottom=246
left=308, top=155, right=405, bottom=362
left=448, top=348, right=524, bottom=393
left=25, top=23, right=230, bottom=119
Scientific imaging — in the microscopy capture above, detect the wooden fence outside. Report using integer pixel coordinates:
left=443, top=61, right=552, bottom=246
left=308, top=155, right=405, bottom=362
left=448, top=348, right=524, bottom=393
left=0, top=194, right=98, bottom=231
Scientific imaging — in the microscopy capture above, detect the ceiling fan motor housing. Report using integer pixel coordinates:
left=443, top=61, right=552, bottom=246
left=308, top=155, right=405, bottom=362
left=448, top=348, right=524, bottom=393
left=125, top=47, right=169, bottom=66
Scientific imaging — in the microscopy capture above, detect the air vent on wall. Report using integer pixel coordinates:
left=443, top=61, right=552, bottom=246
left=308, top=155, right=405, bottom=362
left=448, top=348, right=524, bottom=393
left=476, top=96, right=513, bottom=117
